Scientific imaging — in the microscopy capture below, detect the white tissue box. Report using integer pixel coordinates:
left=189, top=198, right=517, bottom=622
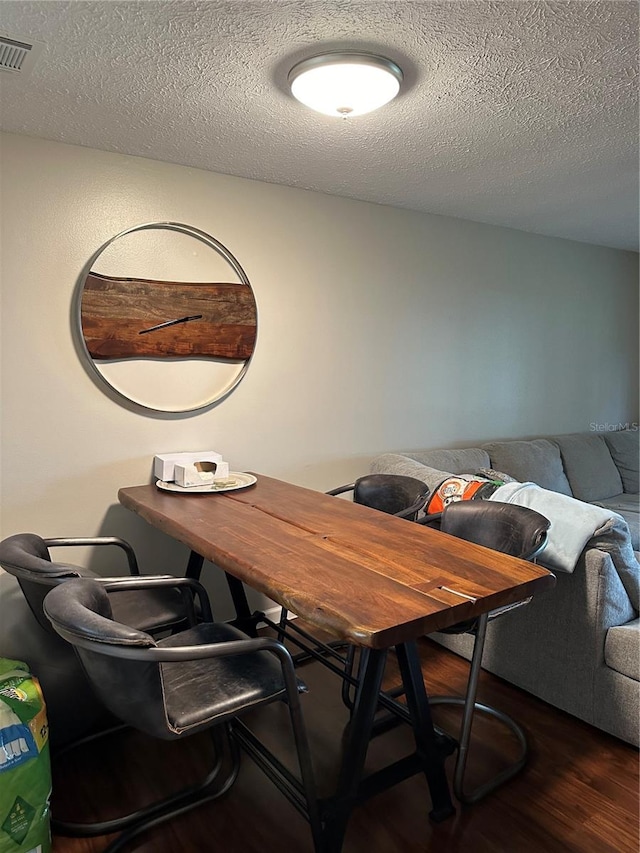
left=211, top=461, right=230, bottom=480
left=154, top=451, right=222, bottom=482
left=174, top=461, right=231, bottom=487
left=174, top=464, right=214, bottom=487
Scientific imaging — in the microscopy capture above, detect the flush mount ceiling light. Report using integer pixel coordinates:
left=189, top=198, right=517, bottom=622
left=288, top=52, right=403, bottom=118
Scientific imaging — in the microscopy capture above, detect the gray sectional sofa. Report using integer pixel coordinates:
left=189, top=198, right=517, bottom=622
left=371, top=429, right=639, bottom=746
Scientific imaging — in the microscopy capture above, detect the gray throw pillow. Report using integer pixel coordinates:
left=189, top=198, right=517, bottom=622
left=605, top=430, right=640, bottom=494
left=554, top=433, right=623, bottom=502
left=482, top=439, right=573, bottom=496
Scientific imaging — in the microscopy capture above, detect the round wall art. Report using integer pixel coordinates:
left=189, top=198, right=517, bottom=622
left=76, top=222, right=257, bottom=413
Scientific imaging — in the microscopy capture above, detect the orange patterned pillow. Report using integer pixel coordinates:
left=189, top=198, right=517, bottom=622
left=425, top=476, right=502, bottom=514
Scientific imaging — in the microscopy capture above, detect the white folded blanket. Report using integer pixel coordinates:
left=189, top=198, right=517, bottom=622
left=489, top=482, right=639, bottom=610
left=490, top=481, right=623, bottom=573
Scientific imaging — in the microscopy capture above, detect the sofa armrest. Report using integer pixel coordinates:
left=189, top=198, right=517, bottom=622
left=585, top=547, right=636, bottom=632
left=456, top=545, right=636, bottom=732
left=473, top=545, right=633, bottom=676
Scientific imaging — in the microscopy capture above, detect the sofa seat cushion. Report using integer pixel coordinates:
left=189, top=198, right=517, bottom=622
left=483, top=439, right=573, bottom=496
left=554, top=433, right=623, bottom=502
left=605, top=619, right=640, bottom=681
left=402, top=447, right=490, bottom=475
left=605, top=430, right=640, bottom=494
left=593, top=493, right=639, bottom=551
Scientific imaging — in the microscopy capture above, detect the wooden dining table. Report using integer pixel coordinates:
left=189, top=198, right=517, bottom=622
left=119, top=474, right=555, bottom=851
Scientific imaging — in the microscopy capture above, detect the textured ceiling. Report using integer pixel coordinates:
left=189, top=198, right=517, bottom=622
left=0, top=0, right=638, bottom=250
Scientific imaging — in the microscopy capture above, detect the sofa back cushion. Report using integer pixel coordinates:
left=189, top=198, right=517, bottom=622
left=605, top=429, right=640, bottom=494
left=403, top=447, right=490, bottom=475
left=554, top=433, right=623, bottom=502
left=370, top=453, right=454, bottom=495
left=482, top=439, right=573, bottom=495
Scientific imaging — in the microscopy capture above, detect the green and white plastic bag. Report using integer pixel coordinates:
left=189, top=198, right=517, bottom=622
left=0, top=659, right=51, bottom=853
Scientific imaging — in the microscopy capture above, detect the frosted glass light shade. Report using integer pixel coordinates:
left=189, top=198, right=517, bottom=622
left=289, top=53, right=403, bottom=118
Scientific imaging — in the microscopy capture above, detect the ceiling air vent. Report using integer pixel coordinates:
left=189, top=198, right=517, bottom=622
left=0, top=35, right=44, bottom=77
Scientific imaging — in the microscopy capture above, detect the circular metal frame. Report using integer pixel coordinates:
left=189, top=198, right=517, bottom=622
left=75, top=221, right=255, bottom=414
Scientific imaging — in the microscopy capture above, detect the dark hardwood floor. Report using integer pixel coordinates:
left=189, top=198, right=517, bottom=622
left=50, top=637, right=639, bottom=853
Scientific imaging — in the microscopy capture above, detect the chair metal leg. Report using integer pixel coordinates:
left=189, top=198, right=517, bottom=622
left=51, top=722, right=129, bottom=763
left=229, top=672, right=323, bottom=851
left=52, top=724, right=240, bottom=846
left=285, top=688, right=324, bottom=852
left=429, top=612, right=528, bottom=804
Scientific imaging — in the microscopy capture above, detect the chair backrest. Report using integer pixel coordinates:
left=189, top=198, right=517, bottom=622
left=352, top=474, right=429, bottom=520
left=43, top=578, right=169, bottom=738
left=0, top=533, right=87, bottom=632
left=439, top=501, right=550, bottom=560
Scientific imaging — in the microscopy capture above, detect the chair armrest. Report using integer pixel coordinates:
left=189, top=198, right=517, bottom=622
left=327, top=484, right=428, bottom=520
left=396, top=494, right=430, bottom=520
left=67, top=631, right=300, bottom=695
left=487, top=596, right=533, bottom=622
left=44, top=537, right=140, bottom=575
left=417, top=512, right=443, bottom=528
left=101, top=575, right=213, bottom=623
left=325, top=484, right=354, bottom=497
left=159, top=637, right=298, bottom=696
left=144, top=636, right=300, bottom=695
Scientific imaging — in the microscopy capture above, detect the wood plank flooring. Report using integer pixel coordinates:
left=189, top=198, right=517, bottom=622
left=50, top=637, right=639, bottom=853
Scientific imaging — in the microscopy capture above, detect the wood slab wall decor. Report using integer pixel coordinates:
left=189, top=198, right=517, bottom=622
left=81, top=273, right=257, bottom=360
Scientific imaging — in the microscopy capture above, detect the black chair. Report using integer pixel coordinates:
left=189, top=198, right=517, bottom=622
left=43, top=576, right=322, bottom=853
left=418, top=500, right=550, bottom=803
left=0, top=533, right=200, bottom=750
left=0, top=533, right=194, bottom=636
left=327, top=473, right=430, bottom=519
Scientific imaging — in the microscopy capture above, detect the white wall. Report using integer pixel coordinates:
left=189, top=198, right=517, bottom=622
left=1, top=133, right=638, bottom=612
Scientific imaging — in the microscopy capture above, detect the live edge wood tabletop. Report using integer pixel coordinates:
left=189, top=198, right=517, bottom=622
left=118, top=474, right=555, bottom=649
